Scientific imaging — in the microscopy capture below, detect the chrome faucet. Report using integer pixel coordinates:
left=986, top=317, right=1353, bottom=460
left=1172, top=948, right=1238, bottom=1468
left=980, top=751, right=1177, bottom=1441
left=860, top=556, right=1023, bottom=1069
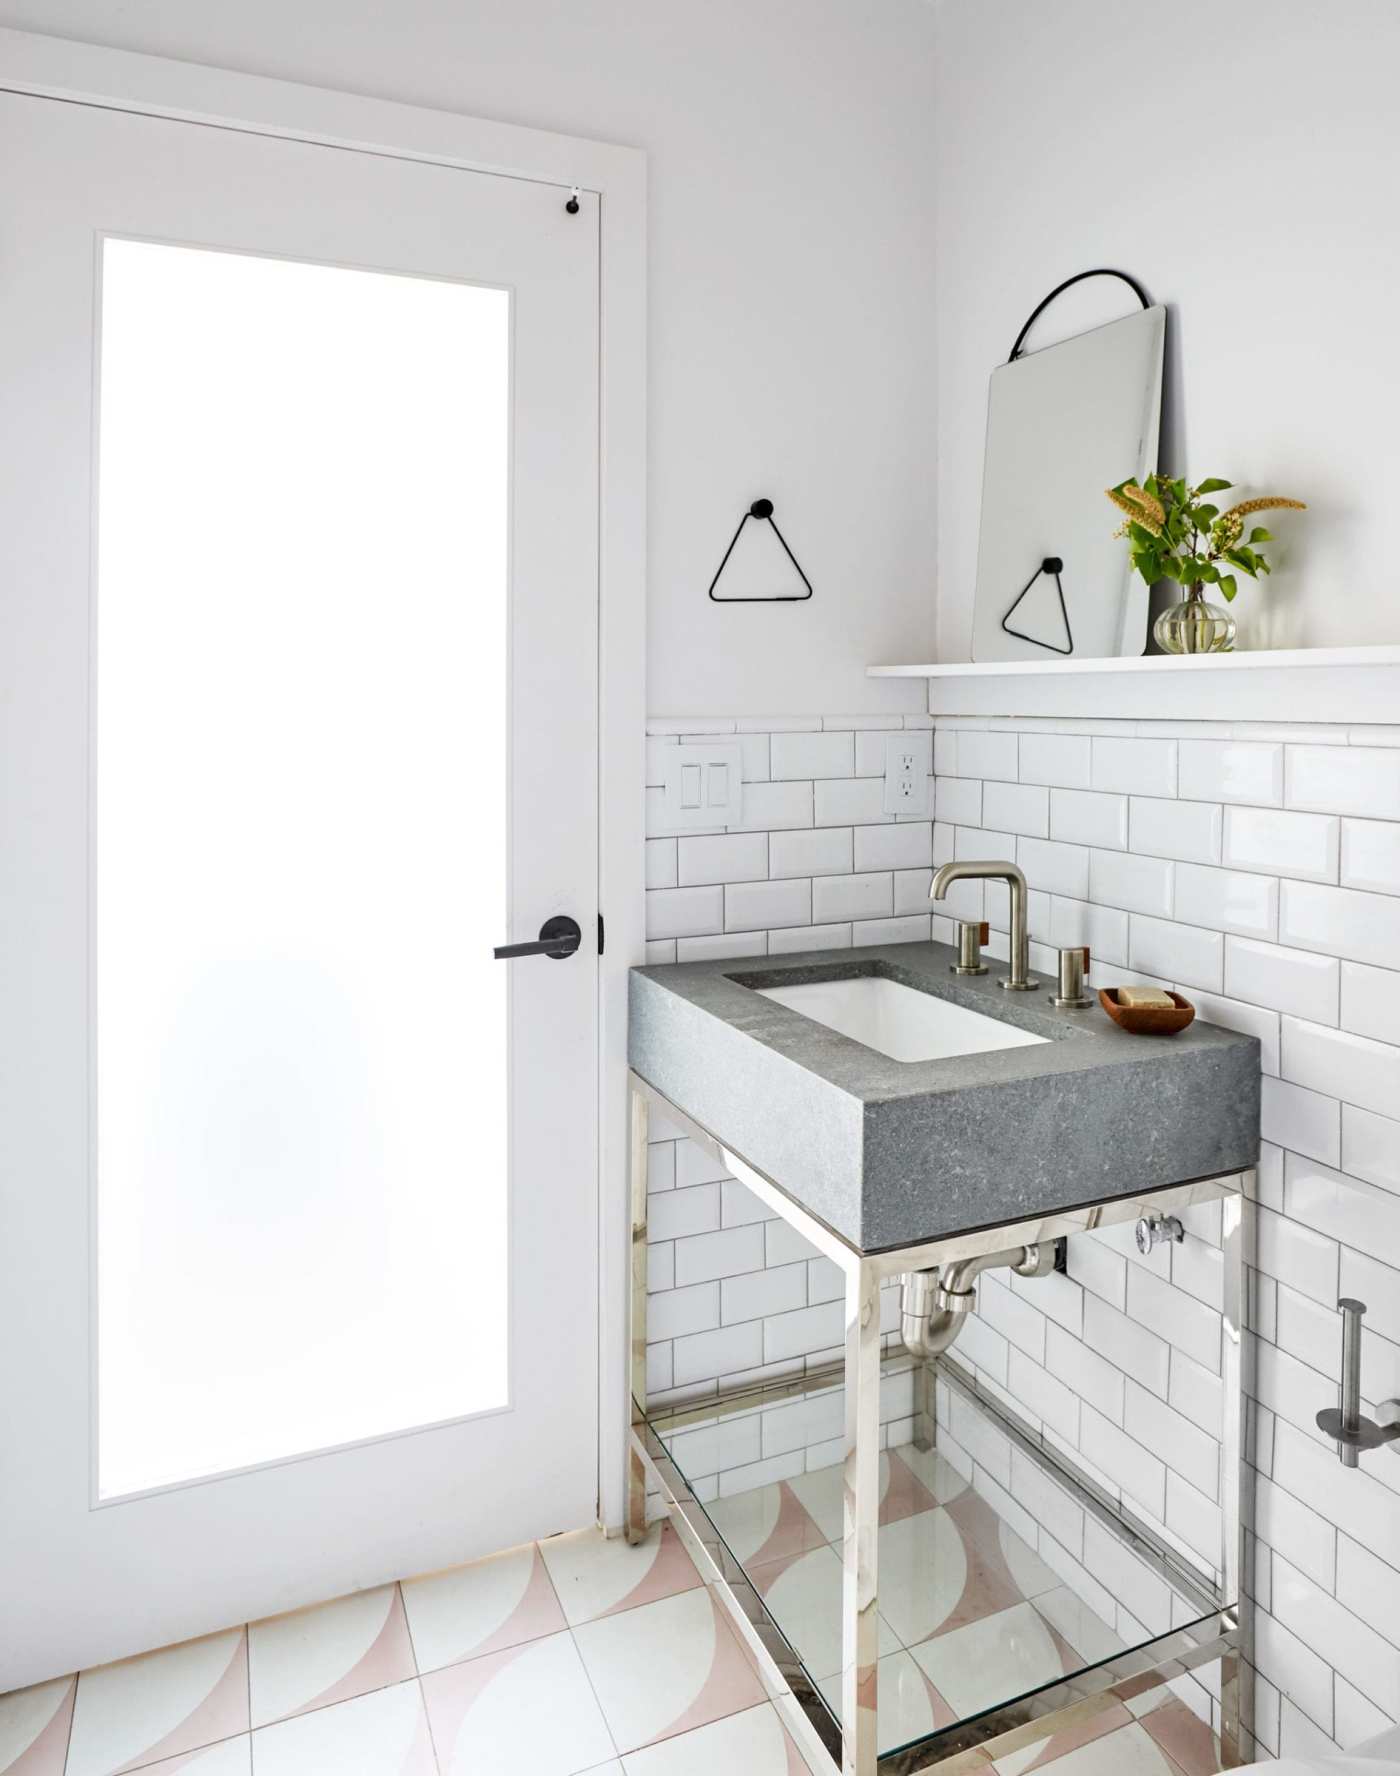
left=930, top=859, right=1038, bottom=990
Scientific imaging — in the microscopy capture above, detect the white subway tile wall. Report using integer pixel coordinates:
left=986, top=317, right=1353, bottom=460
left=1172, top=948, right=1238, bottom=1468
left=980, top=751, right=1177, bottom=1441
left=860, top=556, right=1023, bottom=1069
left=642, top=710, right=1400, bottom=1758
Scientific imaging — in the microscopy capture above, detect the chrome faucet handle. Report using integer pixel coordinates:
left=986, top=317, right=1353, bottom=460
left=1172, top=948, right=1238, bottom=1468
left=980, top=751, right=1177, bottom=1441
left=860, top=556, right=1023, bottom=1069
left=1050, top=945, right=1092, bottom=1008
left=951, top=920, right=990, bottom=976
left=1316, top=1297, right=1400, bottom=1468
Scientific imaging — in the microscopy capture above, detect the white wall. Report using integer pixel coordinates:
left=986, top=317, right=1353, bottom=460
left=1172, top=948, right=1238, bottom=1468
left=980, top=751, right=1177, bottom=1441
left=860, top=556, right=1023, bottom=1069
left=932, top=0, right=1400, bottom=662
left=2, top=0, right=940, bottom=714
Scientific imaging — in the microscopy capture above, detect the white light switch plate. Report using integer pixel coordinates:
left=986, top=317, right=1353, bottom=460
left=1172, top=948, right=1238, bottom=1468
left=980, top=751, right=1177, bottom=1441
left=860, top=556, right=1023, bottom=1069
left=883, top=731, right=932, bottom=815
left=660, top=742, right=744, bottom=830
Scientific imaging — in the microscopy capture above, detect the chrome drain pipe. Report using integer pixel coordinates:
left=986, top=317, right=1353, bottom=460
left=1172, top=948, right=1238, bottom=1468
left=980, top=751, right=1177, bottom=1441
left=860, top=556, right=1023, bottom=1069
left=900, top=1241, right=1058, bottom=1361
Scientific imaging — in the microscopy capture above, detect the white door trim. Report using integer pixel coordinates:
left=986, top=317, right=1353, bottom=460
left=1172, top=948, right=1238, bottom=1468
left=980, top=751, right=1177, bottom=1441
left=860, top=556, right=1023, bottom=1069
left=0, top=25, right=646, bottom=1537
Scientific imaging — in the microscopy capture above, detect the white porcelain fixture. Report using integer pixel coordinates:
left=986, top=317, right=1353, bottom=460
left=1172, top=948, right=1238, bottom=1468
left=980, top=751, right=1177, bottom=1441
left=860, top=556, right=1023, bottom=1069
left=754, top=975, right=1047, bottom=1063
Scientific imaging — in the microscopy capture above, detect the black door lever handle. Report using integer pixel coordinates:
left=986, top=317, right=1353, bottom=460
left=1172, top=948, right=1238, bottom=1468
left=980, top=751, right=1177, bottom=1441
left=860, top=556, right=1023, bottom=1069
left=493, top=915, right=582, bottom=960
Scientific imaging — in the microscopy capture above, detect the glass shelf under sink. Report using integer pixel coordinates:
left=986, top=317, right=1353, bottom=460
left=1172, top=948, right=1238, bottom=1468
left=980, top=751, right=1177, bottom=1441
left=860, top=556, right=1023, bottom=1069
left=638, top=1354, right=1231, bottom=1765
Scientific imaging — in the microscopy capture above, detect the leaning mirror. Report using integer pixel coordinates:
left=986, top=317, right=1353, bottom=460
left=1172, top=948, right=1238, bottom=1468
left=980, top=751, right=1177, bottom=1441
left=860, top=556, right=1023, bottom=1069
left=971, top=285, right=1166, bottom=661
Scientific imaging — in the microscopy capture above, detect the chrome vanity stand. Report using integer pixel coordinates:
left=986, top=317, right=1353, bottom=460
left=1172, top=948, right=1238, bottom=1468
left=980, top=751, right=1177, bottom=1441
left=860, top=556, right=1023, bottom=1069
left=626, top=1071, right=1251, bottom=1776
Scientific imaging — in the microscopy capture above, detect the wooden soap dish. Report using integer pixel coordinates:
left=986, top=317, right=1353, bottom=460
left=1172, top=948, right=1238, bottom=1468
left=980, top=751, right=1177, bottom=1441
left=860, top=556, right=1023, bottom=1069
left=1097, top=988, right=1196, bottom=1035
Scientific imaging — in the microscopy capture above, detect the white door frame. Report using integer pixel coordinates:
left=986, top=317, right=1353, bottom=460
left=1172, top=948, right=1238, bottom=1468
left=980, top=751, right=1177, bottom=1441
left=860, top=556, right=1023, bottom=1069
left=0, top=26, right=646, bottom=1538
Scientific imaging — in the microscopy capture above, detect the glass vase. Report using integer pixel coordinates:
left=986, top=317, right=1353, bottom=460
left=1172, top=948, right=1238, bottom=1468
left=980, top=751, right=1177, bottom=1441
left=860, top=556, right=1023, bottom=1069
left=1153, top=584, right=1236, bottom=655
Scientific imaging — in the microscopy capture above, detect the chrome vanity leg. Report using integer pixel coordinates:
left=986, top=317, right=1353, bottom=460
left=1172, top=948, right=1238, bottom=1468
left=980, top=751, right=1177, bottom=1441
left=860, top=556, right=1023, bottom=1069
left=842, top=1258, right=881, bottom=1776
left=626, top=1082, right=649, bottom=1545
left=1219, top=1179, right=1250, bottom=1765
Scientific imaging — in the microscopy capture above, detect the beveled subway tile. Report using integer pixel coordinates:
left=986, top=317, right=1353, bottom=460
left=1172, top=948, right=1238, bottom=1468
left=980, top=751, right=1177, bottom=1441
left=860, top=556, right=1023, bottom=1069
left=811, top=870, right=892, bottom=923
left=1340, top=818, right=1400, bottom=896
left=1050, top=789, right=1128, bottom=851
left=1262, top=1076, right=1341, bottom=1167
left=1222, top=806, right=1338, bottom=883
left=769, top=730, right=854, bottom=782
left=1281, top=879, right=1400, bottom=969
left=812, top=777, right=888, bottom=826
left=724, top=878, right=809, bottom=932
left=1127, top=915, right=1222, bottom=992
left=1286, top=745, right=1400, bottom=819
left=1019, top=733, right=1092, bottom=789
left=645, top=886, right=723, bottom=941
left=934, top=777, right=982, bottom=827
left=1178, top=739, right=1284, bottom=807
left=675, top=832, right=767, bottom=887
left=982, top=781, right=1050, bottom=839
left=1223, top=937, right=1338, bottom=1025
left=1280, top=1015, right=1400, bottom=1120
left=958, top=730, right=1020, bottom=781
left=1185, top=992, right=1280, bottom=1075
left=853, top=820, right=932, bottom=871
left=1017, top=836, right=1089, bottom=900
left=1091, top=737, right=1177, bottom=798
left=1088, top=848, right=1173, bottom=918
left=767, top=825, right=851, bottom=879
left=1174, top=863, right=1277, bottom=940
left=1127, top=797, right=1222, bottom=865
left=1341, top=960, right=1400, bottom=1045
left=1342, top=1104, right=1400, bottom=1194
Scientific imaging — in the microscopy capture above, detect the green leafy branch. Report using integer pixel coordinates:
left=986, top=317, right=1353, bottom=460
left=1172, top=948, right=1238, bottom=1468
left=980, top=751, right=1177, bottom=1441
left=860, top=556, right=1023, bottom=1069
left=1106, top=475, right=1305, bottom=603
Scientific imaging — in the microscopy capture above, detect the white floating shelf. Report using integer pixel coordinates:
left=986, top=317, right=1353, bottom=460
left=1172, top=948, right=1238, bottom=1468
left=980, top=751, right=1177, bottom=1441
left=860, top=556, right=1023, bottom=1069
left=868, top=644, right=1400, bottom=726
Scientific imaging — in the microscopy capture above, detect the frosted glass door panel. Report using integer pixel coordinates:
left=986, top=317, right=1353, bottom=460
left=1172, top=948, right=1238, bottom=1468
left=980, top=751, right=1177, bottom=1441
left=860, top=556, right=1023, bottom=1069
left=96, top=239, right=509, bottom=1497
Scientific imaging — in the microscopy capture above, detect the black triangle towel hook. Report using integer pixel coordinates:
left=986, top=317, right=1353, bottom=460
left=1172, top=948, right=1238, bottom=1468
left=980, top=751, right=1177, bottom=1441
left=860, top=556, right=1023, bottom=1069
left=707, top=497, right=814, bottom=603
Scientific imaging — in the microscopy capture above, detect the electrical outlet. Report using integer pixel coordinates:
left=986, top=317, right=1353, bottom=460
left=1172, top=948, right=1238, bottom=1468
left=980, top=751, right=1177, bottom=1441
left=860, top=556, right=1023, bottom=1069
left=883, top=733, right=931, bottom=815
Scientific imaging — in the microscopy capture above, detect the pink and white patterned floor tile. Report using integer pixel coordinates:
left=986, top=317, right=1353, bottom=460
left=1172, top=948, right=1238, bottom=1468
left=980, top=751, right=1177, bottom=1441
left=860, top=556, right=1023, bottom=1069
left=862, top=1507, right=968, bottom=1646
left=137, top=1737, right=251, bottom=1775
left=618, top=1703, right=815, bottom=1776
left=538, top=1525, right=699, bottom=1628
left=1139, top=1699, right=1222, bottom=1776
left=251, top=1679, right=433, bottom=1776
left=1032, top=1585, right=1124, bottom=1667
left=400, top=1543, right=564, bottom=1674
left=706, top=1483, right=827, bottom=1568
left=993, top=1700, right=1134, bottom=1775
left=0, top=1677, right=76, bottom=1776
left=747, top=1545, right=899, bottom=1682
left=784, top=1447, right=965, bottom=1544
left=816, top=1649, right=954, bottom=1748
left=573, top=1584, right=765, bottom=1754
left=997, top=1717, right=1188, bottom=1776
left=65, top=1630, right=249, bottom=1776
left=910, top=1600, right=1072, bottom=1722
left=419, top=1630, right=614, bottom=1776
left=248, top=1583, right=414, bottom=1728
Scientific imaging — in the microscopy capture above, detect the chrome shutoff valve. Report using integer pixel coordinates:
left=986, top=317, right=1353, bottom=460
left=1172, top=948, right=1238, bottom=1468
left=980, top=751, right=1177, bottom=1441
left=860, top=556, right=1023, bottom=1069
left=1134, top=1212, right=1184, bottom=1256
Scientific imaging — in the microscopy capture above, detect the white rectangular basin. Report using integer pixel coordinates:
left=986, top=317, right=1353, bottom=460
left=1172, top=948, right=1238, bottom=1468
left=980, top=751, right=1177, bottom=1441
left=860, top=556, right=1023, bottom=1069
left=755, top=974, right=1048, bottom=1063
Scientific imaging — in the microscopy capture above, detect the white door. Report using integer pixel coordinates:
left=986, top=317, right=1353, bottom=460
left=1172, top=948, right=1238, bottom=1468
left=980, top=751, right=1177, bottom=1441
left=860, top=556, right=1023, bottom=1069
left=0, top=89, right=600, bottom=1689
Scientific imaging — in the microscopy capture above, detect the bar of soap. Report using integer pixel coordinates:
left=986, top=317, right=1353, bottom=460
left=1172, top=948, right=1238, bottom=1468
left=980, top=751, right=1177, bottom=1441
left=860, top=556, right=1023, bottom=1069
left=1117, top=987, right=1174, bottom=1008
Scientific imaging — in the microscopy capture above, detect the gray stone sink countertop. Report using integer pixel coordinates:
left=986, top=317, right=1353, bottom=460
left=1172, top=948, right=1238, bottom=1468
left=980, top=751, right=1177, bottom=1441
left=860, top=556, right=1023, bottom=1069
left=629, top=940, right=1260, bottom=1253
